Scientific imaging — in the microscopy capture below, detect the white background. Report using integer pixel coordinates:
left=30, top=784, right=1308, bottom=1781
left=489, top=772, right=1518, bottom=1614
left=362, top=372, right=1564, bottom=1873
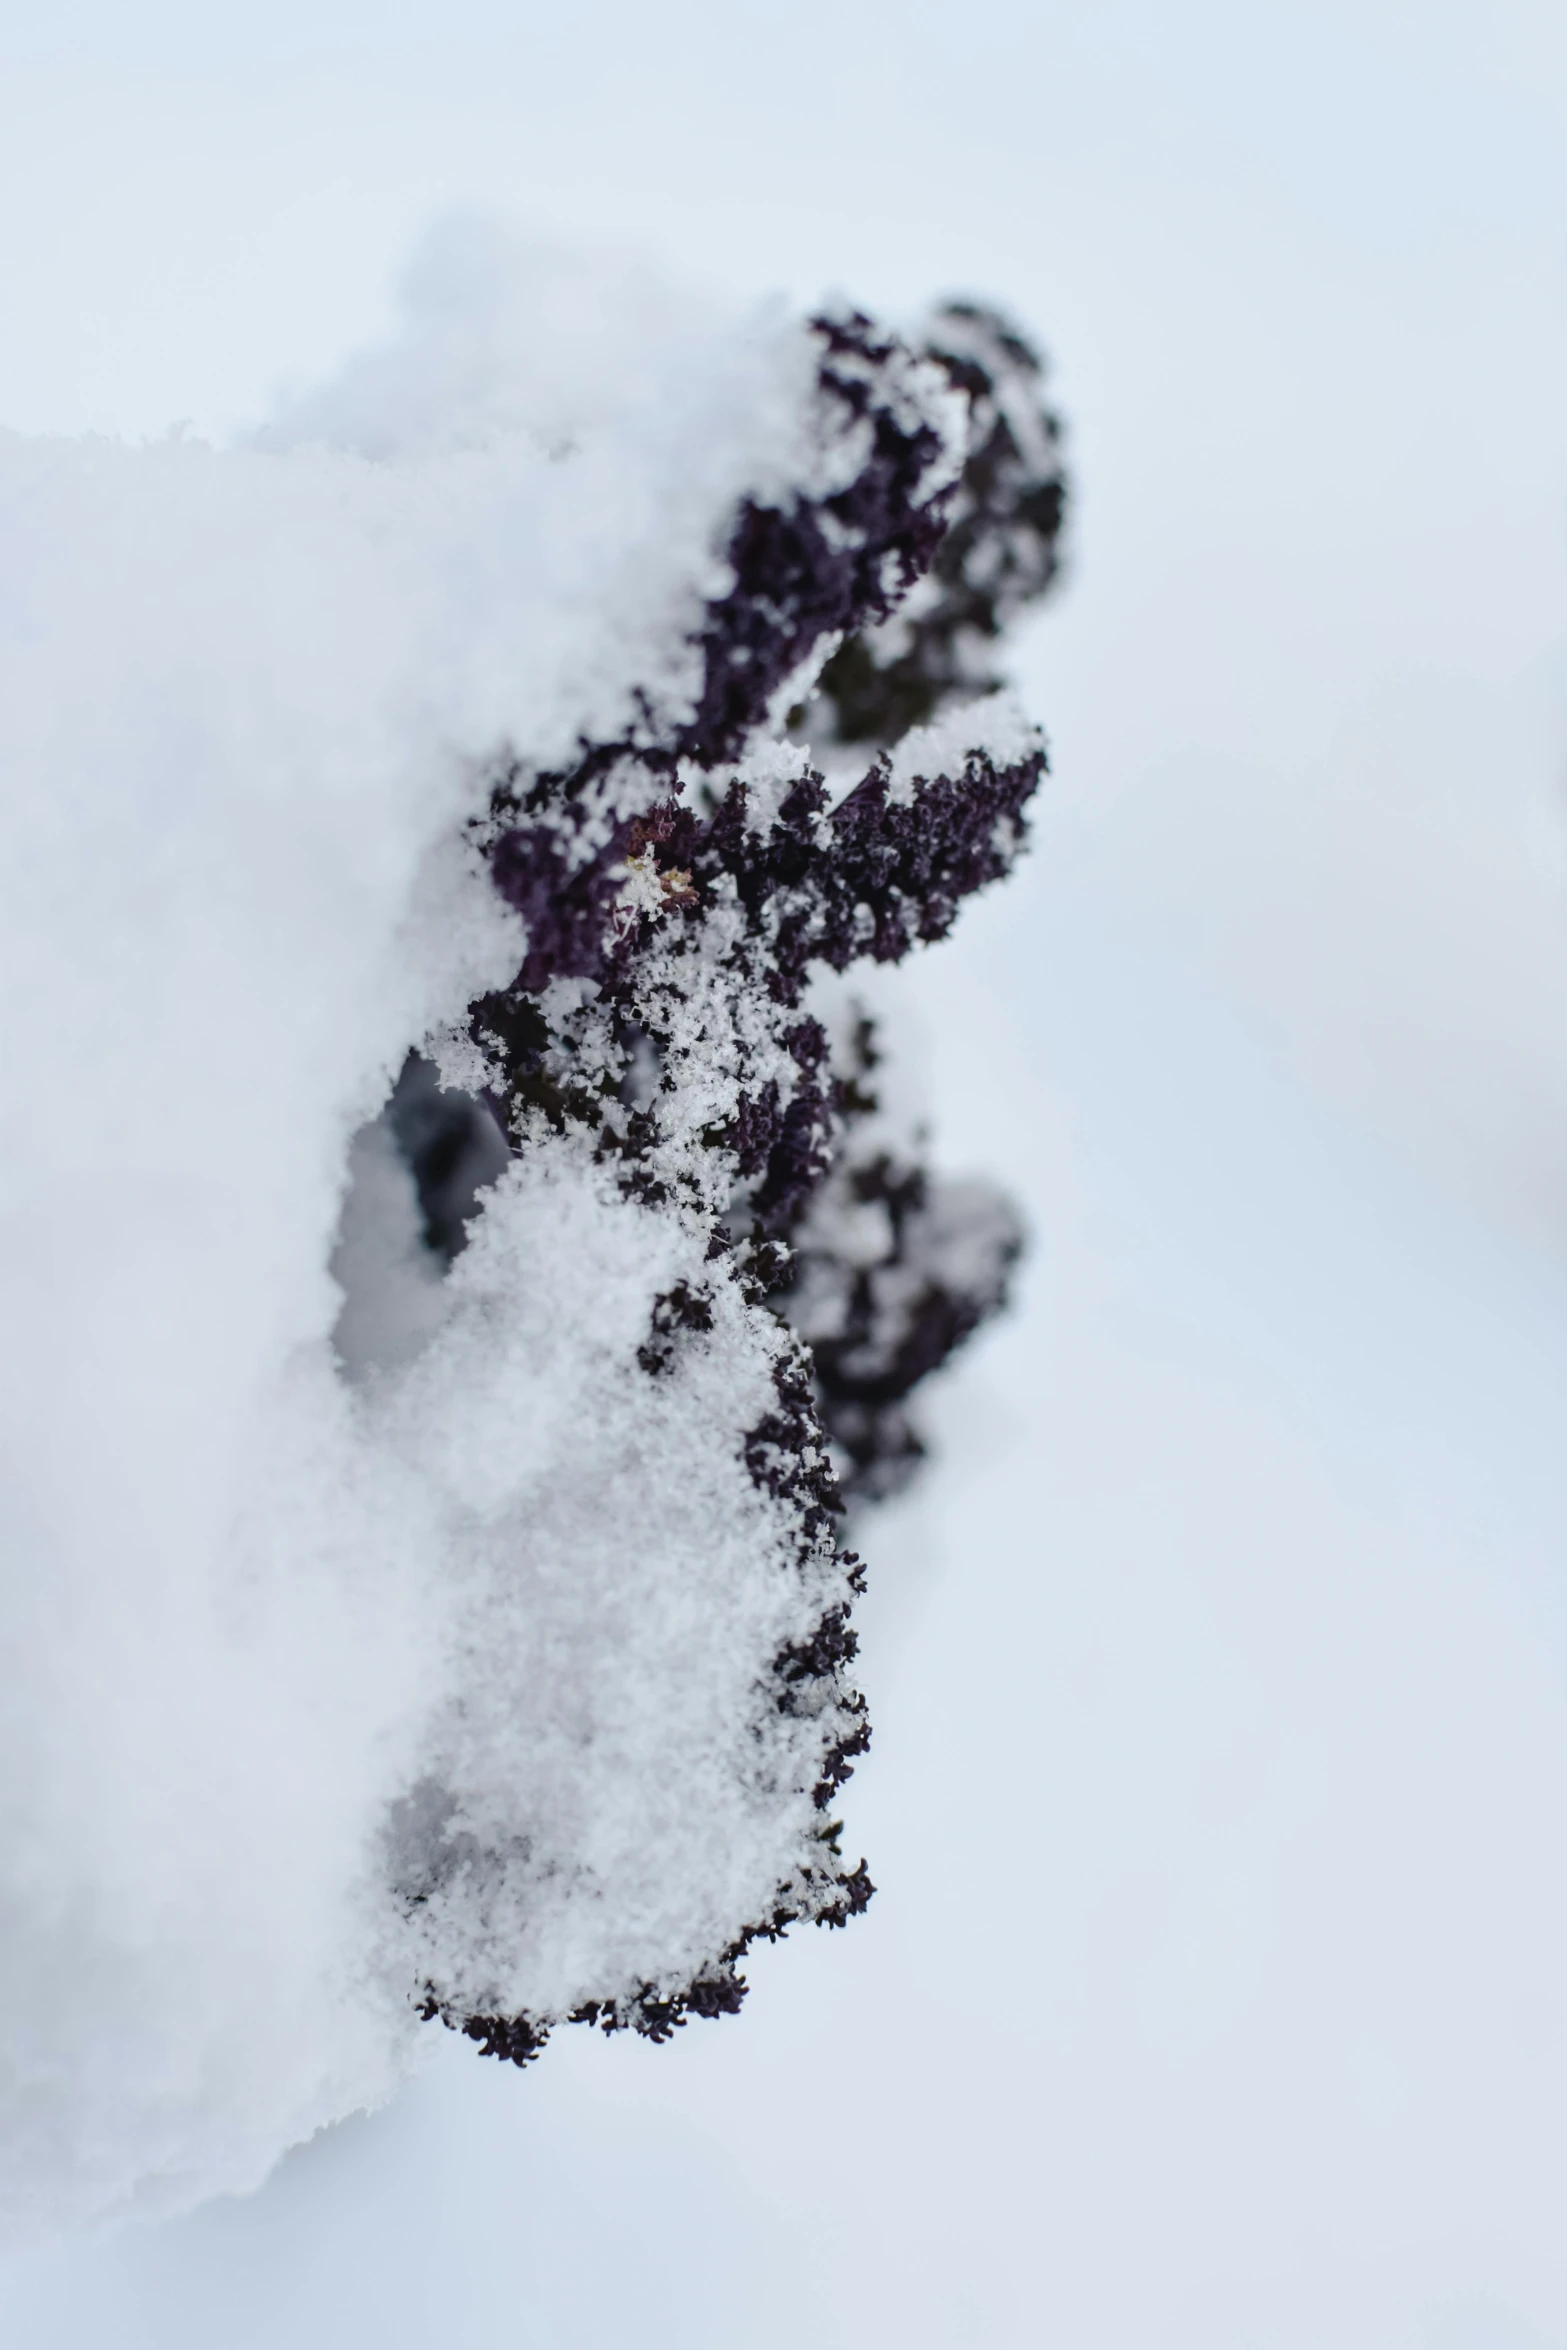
left=3, top=2, right=1567, bottom=2342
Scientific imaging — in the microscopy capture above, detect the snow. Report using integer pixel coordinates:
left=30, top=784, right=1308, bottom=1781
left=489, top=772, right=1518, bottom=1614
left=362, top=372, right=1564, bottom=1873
left=374, top=1147, right=839, bottom=2025
left=4, top=1, right=1567, bottom=2343
left=0, top=227, right=940, bottom=2237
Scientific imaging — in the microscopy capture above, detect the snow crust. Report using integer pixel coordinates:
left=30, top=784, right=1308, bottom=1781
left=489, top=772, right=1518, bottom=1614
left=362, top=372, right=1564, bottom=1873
left=0, top=227, right=907, bottom=2239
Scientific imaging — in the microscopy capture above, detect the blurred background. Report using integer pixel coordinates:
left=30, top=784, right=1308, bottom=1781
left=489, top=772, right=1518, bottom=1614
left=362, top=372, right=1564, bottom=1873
left=3, top=2, right=1567, bottom=2342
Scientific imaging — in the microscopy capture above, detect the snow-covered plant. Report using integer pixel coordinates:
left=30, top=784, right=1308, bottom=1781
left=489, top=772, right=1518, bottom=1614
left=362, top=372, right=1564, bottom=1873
left=0, top=231, right=1063, bottom=2232
left=357, top=302, right=1065, bottom=2064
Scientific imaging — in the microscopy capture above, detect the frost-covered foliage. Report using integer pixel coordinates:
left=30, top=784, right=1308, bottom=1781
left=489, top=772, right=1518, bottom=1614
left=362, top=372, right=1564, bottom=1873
left=0, top=225, right=1063, bottom=2236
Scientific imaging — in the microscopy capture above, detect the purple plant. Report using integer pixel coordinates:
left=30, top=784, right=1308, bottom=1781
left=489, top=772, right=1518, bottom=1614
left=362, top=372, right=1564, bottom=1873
left=387, top=299, right=1067, bottom=2062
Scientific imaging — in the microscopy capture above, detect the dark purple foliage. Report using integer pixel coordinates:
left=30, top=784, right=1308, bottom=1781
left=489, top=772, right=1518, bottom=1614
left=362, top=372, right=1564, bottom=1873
left=400, top=295, right=1065, bottom=2066
left=817, top=302, right=1067, bottom=745
left=488, top=818, right=639, bottom=995
left=678, top=312, right=955, bottom=765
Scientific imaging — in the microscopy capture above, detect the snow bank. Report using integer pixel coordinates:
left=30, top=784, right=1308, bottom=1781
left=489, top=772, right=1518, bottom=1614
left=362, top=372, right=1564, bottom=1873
left=0, top=224, right=1060, bottom=2236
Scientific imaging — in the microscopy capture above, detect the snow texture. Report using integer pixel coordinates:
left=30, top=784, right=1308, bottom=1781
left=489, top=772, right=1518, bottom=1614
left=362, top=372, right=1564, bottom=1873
left=0, top=223, right=1063, bottom=2237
